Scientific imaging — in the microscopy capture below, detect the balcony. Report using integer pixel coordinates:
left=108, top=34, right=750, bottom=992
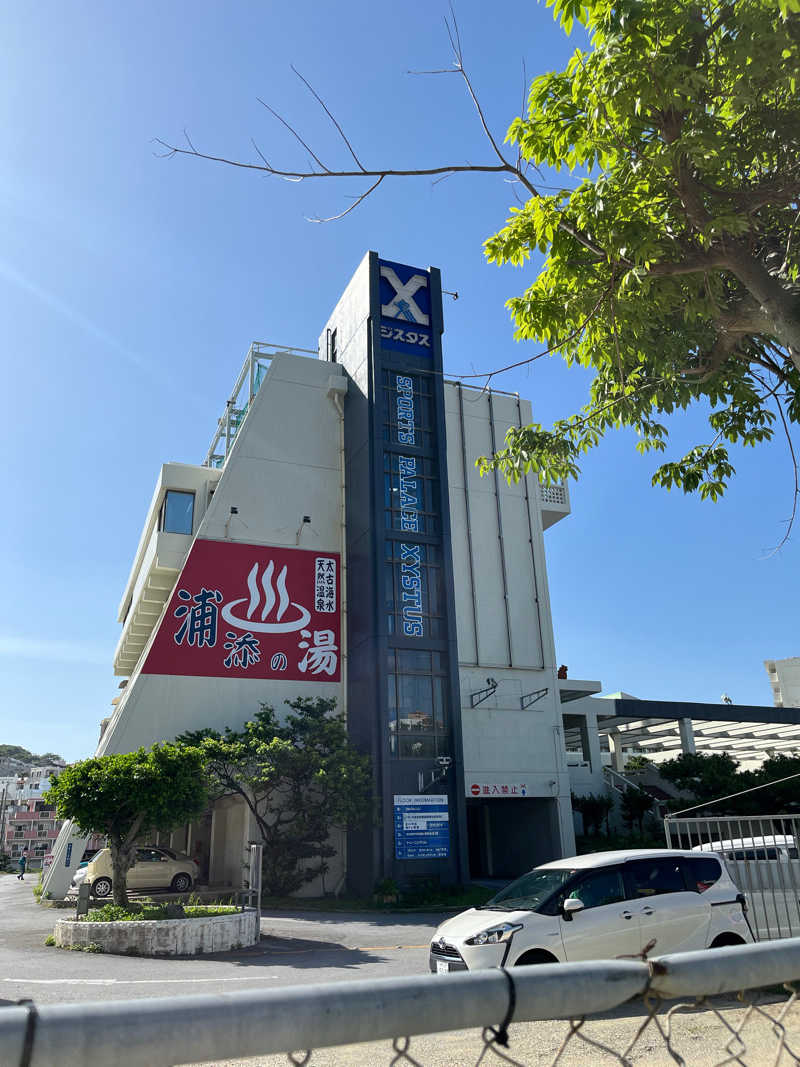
left=114, top=528, right=192, bottom=676
left=538, top=482, right=571, bottom=530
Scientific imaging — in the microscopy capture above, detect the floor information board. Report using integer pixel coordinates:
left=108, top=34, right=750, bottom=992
left=393, top=794, right=450, bottom=859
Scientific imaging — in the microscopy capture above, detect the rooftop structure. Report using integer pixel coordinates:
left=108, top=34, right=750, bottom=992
left=765, top=658, right=800, bottom=709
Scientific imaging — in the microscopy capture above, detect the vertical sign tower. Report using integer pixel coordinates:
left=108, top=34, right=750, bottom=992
left=331, top=253, right=468, bottom=891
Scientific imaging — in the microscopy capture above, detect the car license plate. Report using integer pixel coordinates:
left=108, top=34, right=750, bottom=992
left=436, top=960, right=449, bottom=974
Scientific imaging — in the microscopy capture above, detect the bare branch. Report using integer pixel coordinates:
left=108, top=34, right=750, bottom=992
left=445, top=11, right=510, bottom=173
left=155, top=17, right=610, bottom=262
left=256, top=96, right=330, bottom=173
left=450, top=286, right=611, bottom=382
left=407, top=67, right=461, bottom=76
left=153, top=138, right=511, bottom=182
left=290, top=65, right=366, bottom=173
left=307, top=175, right=385, bottom=222
left=251, top=139, right=271, bottom=169
left=752, top=370, right=799, bottom=554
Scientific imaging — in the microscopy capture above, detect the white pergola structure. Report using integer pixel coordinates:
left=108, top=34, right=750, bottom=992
left=594, top=698, right=800, bottom=768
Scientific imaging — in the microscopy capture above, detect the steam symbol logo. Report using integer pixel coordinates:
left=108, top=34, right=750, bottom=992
left=221, top=562, right=311, bottom=634
left=270, top=653, right=288, bottom=671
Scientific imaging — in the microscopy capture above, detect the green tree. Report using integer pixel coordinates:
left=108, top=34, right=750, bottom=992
left=161, top=0, right=800, bottom=517
left=0, top=745, right=34, bottom=762
left=754, top=754, right=800, bottom=812
left=662, top=751, right=800, bottom=815
left=45, top=745, right=207, bottom=907
left=620, top=786, right=655, bottom=835
left=572, top=791, right=613, bottom=835
left=479, top=0, right=800, bottom=509
left=659, top=751, right=746, bottom=800
left=179, top=698, right=372, bottom=897
left=624, top=756, right=653, bottom=774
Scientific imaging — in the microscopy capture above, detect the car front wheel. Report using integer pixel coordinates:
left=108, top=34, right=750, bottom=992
left=91, top=877, right=112, bottom=898
left=709, top=933, right=746, bottom=949
left=514, top=950, right=559, bottom=966
left=171, top=873, right=192, bottom=893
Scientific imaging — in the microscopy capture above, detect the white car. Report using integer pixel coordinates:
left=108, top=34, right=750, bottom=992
left=430, top=849, right=752, bottom=973
left=71, top=846, right=198, bottom=897
left=693, top=835, right=798, bottom=863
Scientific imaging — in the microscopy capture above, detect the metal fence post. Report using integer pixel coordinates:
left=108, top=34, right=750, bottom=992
left=249, top=844, right=262, bottom=924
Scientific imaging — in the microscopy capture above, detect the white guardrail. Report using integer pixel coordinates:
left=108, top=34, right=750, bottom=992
left=2, top=939, right=800, bottom=1066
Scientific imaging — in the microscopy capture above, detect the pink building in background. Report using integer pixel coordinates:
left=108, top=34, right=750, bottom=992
left=3, top=798, right=61, bottom=867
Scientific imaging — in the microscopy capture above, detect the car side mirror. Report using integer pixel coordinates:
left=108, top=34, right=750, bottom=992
left=562, top=898, right=584, bottom=920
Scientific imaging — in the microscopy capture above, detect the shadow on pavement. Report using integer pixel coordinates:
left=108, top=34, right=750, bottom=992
left=259, top=909, right=451, bottom=929
left=205, top=934, right=390, bottom=971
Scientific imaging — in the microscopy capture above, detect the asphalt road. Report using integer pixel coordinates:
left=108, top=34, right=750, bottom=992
left=3, top=875, right=800, bottom=1066
left=0, top=874, right=441, bottom=1005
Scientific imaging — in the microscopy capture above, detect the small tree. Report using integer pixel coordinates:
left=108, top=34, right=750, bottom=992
left=179, top=697, right=371, bottom=897
left=572, top=792, right=613, bottom=837
left=624, top=756, right=653, bottom=775
left=620, top=787, right=655, bottom=836
left=45, top=744, right=207, bottom=907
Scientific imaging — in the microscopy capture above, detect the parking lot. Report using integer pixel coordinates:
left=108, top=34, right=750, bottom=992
left=0, top=875, right=438, bottom=1005
left=3, top=874, right=800, bottom=1066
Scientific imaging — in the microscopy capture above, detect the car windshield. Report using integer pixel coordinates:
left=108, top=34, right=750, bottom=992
left=480, top=868, right=576, bottom=912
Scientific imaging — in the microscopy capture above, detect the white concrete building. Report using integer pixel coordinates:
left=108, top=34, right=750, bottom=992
left=44, top=252, right=582, bottom=898
left=765, top=658, right=800, bottom=709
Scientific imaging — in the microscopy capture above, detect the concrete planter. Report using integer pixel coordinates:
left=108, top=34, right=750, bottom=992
left=54, top=908, right=259, bottom=956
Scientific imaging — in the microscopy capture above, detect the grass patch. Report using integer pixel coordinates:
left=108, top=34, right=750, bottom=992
left=44, top=934, right=55, bottom=946
left=80, top=902, right=239, bottom=923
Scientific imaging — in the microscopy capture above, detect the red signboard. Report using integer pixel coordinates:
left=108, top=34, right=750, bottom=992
left=143, top=540, right=340, bottom=682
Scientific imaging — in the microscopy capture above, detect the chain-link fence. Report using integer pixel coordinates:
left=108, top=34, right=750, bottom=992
left=2, top=940, right=800, bottom=1066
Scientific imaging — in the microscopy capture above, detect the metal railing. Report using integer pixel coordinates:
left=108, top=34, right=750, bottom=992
left=665, top=813, right=800, bottom=941
left=604, top=765, right=650, bottom=795
left=3, top=939, right=800, bottom=1066
left=202, top=340, right=318, bottom=469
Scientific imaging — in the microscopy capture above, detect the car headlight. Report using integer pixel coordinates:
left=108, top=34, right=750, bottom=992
left=464, top=922, right=523, bottom=946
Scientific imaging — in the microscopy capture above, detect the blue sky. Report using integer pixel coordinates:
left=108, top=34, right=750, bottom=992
left=1, top=2, right=796, bottom=761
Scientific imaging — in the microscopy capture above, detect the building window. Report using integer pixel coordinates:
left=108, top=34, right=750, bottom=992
left=160, top=490, right=195, bottom=535
left=383, top=453, right=441, bottom=534
left=329, top=328, right=337, bottom=363
left=382, top=371, right=436, bottom=452
left=386, top=650, right=449, bottom=759
left=384, top=541, right=445, bottom=639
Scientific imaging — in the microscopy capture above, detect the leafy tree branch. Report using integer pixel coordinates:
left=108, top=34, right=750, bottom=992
left=158, top=0, right=800, bottom=532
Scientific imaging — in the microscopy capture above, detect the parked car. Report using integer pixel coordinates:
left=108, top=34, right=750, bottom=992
left=71, top=846, right=198, bottom=898
left=693, top=835, right=798, bottom=863
left=429, top=849, right=751, bottom=973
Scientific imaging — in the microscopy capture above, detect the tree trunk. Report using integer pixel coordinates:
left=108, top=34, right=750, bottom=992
left=110, top=842, right=134, bottom=908
left=724, top=245, right=800, bottom=369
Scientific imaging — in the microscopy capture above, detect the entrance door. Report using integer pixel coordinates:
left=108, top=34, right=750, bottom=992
left=558, top=866, right=642, bottom=961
